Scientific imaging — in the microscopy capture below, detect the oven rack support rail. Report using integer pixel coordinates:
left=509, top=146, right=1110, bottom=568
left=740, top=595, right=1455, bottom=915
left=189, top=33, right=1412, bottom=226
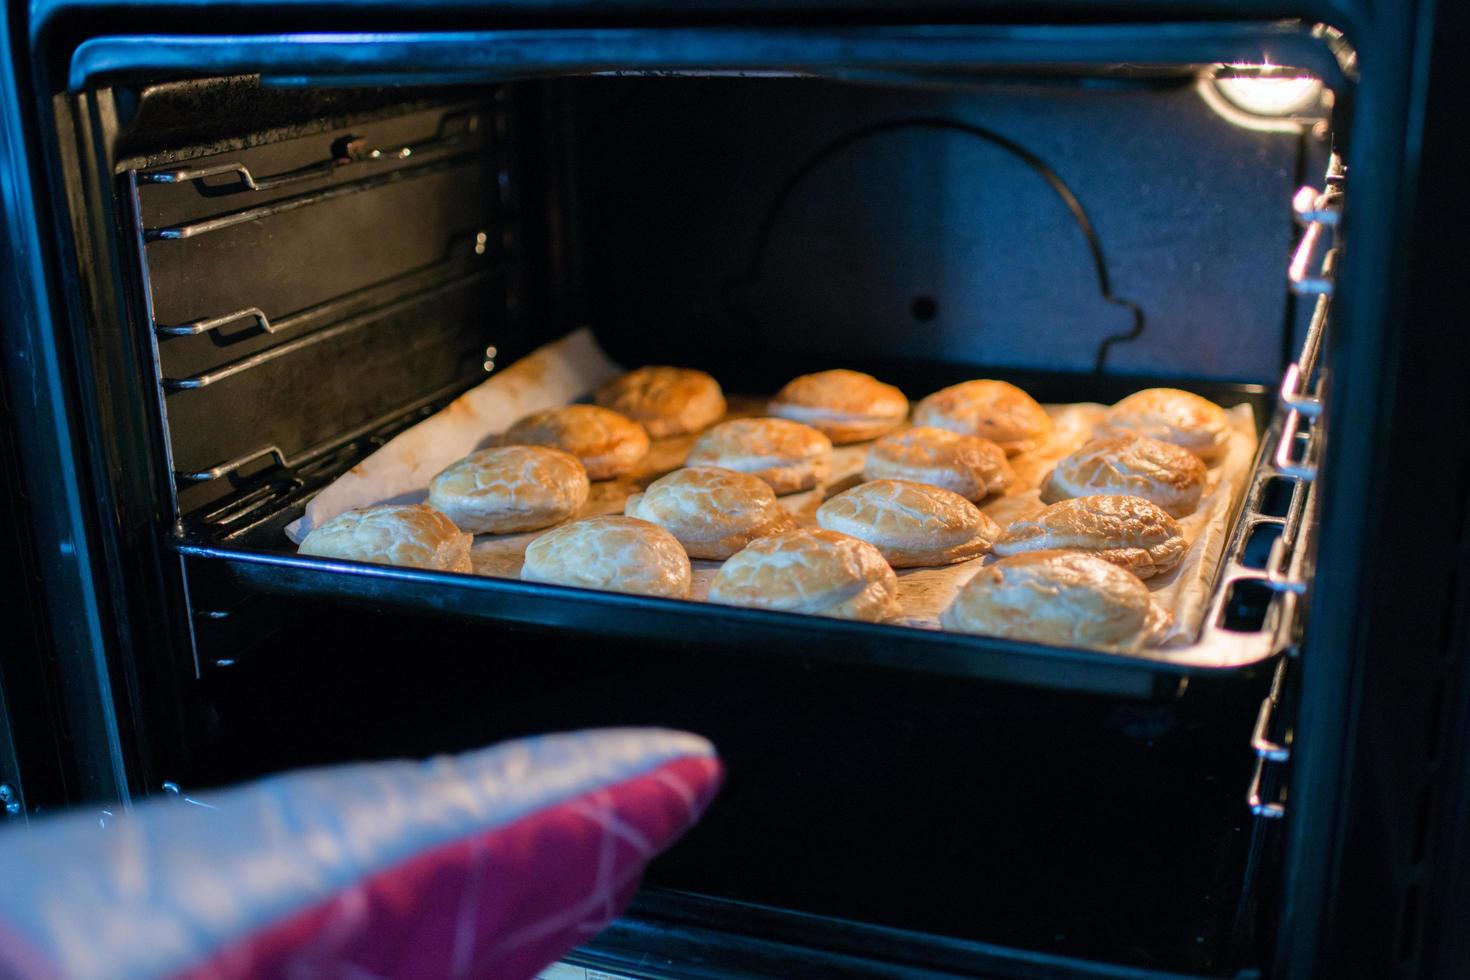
left=1244, top=171, right=1341, bottom=821
left=122, top=102, right=512, bottom=506
left=139, top=112, right=482, bottom=242
left=158, top=264, right=495, bottom=394
left=153, top=231, right=493, bottom=342
left=139, top=111, right=480, bottom=201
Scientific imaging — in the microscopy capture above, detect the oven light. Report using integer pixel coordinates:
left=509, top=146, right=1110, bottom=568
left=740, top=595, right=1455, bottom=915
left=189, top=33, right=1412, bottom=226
left=1213, top=68, right=1323, bottom=116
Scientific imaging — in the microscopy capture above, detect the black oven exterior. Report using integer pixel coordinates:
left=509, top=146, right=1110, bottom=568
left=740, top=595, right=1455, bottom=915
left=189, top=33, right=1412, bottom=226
left=0, top=2, right=1467, bottom=979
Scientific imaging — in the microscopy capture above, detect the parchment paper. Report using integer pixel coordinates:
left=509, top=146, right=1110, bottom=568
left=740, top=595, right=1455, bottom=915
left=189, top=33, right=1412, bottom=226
left=286, top=328, right=1256, bottom=650
left=287, top=329, right=621, bottom=543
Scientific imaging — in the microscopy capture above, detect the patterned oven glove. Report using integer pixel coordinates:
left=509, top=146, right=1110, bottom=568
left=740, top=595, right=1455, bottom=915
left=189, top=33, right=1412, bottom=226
left=0, top=728, right=721, bottom=980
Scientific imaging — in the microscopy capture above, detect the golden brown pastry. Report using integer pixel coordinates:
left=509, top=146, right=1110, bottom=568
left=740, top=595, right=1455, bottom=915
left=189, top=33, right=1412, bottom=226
left=686, top=417, right=833, bottom=495
left=910, top=380, right=1052, bottom=455
left=298, top=504, right=472, bottom=573
left=768, top=369, right=908, bottom=444
left=502, top=404, right=650, bottom=481
left=940, top=550, right=1171, bottom=649
left=863, top=426, right=1013, bottom=501
left=520, top=515, right=692, bottom=598
left=427, top=445, right=590, bottom=534
left=815, top=479, right=1001, bottom=568
left=624, top=466, right=798, bottom=559
left=595, top=366, right=727, bottom=438
left=992, top=494, right=1187, bottom=579
left=709, top=528, right=900, bottom=622
left=1093, top=388, right=1231, bottom=463
left=1039, top=433, right=1207, bottom=517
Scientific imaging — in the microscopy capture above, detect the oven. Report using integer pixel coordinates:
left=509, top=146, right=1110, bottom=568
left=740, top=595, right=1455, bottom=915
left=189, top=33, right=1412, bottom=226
left=0, top=2, right=1467, bottom=979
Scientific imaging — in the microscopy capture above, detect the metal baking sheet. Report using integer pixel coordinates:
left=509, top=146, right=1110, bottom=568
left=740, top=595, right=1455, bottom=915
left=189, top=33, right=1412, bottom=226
left=182, top=328, right=1281, bottom=697
left=283, top=328, right=1256, bottom=649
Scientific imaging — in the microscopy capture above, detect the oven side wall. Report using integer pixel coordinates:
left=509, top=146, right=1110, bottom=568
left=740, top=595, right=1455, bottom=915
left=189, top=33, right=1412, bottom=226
left=0, top=2, right=147, bottom=813
left=1293, top=0, right=1470, bottom=977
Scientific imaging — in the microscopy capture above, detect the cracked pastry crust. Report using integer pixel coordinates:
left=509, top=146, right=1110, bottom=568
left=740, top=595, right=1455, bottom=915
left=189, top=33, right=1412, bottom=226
left=428, top=445, right=590, bottom=534
left=298, top=504, right=473, bottom=573
left=520, top=515, right=692, bottom=598
left=941, top=550, right=1172, bottom=650
left=993, top=494, right=1187, bottom=579
left=1092, top=388, right=1231, bottom=463
left=815, top=479, right=1002, bottom=568
left=624, top=466, right=799, bottom=559
left=595, top=366, right=727, bottom=438
left=709, top=528, right=900, bottom=622
left=910, top=379, right=1053, bottom=455
left=1039, top=433, right=1207, bottom=517
left=863, top=426, right=1014, bottom=501
left=768, top=369, right=909, bottom=444
left=503, top=404, right=650, bottom=480
left=686, top=417, right=833, bottom=495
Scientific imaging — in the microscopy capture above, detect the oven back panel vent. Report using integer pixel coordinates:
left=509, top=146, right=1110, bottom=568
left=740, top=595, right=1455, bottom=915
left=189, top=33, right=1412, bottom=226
left=122, top=94, right=518, bottom=519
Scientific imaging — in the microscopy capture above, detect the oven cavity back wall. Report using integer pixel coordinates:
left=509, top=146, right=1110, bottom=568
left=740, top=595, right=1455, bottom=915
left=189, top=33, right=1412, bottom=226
left=571, top=76, right=1323, bottom=382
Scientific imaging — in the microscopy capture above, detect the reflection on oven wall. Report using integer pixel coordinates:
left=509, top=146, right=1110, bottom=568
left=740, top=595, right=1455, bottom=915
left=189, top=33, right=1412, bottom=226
left=573, top=77, right=1328, bottom=381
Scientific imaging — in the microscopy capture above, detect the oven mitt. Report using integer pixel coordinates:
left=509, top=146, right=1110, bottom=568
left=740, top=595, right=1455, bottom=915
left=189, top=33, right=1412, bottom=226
left=0, top=728, right=721, bottom=980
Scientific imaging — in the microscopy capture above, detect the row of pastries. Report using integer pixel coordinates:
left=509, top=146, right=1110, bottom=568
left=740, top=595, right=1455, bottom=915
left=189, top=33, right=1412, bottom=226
left=298, top=365, right=1234, bottom=651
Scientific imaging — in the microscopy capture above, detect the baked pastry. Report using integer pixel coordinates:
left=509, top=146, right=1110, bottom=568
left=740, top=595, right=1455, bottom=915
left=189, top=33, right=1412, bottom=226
left=502, top=404, right=650, bottom=480
left=992, top=494, right=1187, bottom=579
left=709, top=529, right=900, bottom=622
left=863, top=426, right=1013, bottom=501
left=1039, top=433, right=1207, bottom=517
left=940, top=550, right=1171, bottom=649
left=520, top=515, right=692, bottom=598
left=624, top=466, right=799, bottom=559
left=298, top=504, right=472, bottom=573
left=595, top=366, right=727, bottom=438
left=910, top=380, right=1052, bottom=455
left=1093, top=388, right=1231, bottom=463
left=768, top=369, right=908, bottom=444
left=686, top=417, right=833, bottom=495
left=815, top=479, right=1001, bottom=568
left=427, top=445, right=590, bottom=534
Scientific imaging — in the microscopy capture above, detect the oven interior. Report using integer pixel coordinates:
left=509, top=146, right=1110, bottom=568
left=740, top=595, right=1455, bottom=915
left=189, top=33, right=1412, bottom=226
left=64, top=34, right=1346, bottom=977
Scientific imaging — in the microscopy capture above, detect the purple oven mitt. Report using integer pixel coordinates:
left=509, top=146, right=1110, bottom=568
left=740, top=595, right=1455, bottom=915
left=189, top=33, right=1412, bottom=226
left=0, top=728, right=721, bottom=980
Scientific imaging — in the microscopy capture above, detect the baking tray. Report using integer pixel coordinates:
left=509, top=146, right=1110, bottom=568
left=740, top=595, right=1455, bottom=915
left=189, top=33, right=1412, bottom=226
left=175, top=337, right=1290, bottom=700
